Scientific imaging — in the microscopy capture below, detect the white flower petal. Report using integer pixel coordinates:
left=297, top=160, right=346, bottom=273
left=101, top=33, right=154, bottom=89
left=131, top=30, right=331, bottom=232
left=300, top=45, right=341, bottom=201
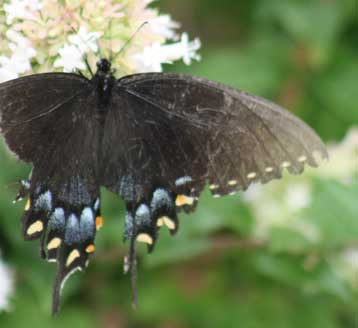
left=54, top=44, right=86, bottom=72
left=149, top=15, right=180, bottom=40
left=68, top=26, right=101, bottom=54
left=132, top=42, right=165, bottom=72
left=285, top=183, right=311, bottom=211
left=4, top=0, right=42, bottom=24
left=132, top=34, right=201, bottom=73
left=0, top=258, right=14, bottom=311
left=0, top=36, right=36, bottom=82
left=0, top=67, right=19, bottom=83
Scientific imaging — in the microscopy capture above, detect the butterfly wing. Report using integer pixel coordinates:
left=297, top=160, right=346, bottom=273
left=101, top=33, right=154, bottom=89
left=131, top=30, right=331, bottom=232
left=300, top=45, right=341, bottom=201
left=102, top=73, right=327, bottom=248
left=0, top=71, right=328, bottom=313
left=0, top=73, right=89, bottom=161
left=0, top=73, right=102, bottom=313
left=101, top=79, right=210, bottom=249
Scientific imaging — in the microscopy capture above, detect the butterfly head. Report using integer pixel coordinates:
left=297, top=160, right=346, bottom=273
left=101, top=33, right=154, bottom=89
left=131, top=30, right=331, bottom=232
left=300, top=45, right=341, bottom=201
left=96, top=59, right=112, bottom=74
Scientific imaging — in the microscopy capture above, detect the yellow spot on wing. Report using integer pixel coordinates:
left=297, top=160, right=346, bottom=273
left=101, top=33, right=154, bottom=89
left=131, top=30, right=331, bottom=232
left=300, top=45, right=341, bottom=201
left=86, top=244, right=95, bottom=253
left=228, top=180, right=238, bottom=186
left=265, top=167, right=274, bottom=173
left=96, top=216, right=103, bottom=230
left=209, top=184, right=219, bottom=190
left=25, top=199, right=31, bottom=211
left=47, top=237, right=61, bottom=250
left=136, top=233, right=153, bottom=245
left=157, top=216, right=175, bottom=230
left=66, top=249, right=80, bottom=267
left=298, top=155, right=307, bottom=162
left=27, top=220, right=43, bottom=235
left=123, top=256, right=130, bottom=274
left=175, top=195, right=194, bottom=206
left=247, top=172, right=256, bottom=179
left=282, top=161, right=291, bottom=168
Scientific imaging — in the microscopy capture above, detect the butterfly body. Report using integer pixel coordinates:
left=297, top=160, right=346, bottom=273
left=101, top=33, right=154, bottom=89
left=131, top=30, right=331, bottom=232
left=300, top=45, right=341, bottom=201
left=92, top=59, right=115, bottom=108
left=0, top=59, right=328, bottom=313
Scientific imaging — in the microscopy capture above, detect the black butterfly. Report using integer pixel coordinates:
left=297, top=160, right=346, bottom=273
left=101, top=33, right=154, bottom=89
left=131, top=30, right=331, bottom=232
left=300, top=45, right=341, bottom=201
left=0, top=58, right=328, bottom=313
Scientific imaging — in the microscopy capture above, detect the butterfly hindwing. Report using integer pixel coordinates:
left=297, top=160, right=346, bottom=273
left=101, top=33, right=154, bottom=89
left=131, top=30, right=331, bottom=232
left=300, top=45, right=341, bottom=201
left=28, top=96, right=102, bottom=313
left=101, top=82, right=209, bottom=248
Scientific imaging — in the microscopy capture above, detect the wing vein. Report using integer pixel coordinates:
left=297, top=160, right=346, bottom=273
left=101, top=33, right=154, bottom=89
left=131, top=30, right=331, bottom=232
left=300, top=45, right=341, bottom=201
left=3, top=90, right=86, bottom=128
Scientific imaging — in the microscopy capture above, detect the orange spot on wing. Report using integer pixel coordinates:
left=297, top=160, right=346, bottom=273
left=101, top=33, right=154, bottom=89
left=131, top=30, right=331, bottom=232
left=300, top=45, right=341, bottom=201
left=86, top=244, right=95, bottom=253
left=175, top=194, right=194, bottom=206
left=96, top=216, right=103, bottom=230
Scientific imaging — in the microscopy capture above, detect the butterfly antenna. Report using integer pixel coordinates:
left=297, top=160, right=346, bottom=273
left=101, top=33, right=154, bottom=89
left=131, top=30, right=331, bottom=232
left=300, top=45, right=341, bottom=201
left=111, top=22, right=148, bottom=62
left=84, top=56, right=94, bottom=77
left=109, top=20, right=113, bottom=62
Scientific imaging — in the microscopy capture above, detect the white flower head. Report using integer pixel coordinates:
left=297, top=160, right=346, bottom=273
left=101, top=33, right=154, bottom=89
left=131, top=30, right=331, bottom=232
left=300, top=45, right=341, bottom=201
left=4, top=0, right=42, bottom=24
left=0, top=259, right=14, bottom=311
left=338, top=248, right=358, bottom=289
left=68, top=27, right=101, bottom=55
left=6, top=30, right=31, bottom=47
left=149, top=14, right=180, bottom=40
left=54, top=44, right=86, bottom=72
left=0, top=31, right=36, bottom=82
left=0, top=56, right=19, bottom=82
left=132, top=42, right=164, bottom=72
left=179, top=33, right=202, bottom=65
left=1, top=1, right=202, bottom=77
left=8, top=40, right=36, bottom=75
left=342, top=248, right=358, bottom=271
left=132, top=33, right=201, bottom=72
left=319, top=128, right=358, bottom=184
left=9, top=46, right=35, bottom=73
left=285, top=183, right=311, bottom=211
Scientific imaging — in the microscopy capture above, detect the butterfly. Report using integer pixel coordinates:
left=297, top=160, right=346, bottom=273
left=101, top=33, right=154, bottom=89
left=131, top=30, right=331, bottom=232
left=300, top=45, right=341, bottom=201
left=0, top=58, right=328, bottom=313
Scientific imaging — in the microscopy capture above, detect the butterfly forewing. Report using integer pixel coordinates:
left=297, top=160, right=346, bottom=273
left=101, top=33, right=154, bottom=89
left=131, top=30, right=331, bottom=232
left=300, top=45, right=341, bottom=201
left=118, top=73, right=328, bottom=195
left=0, top=73, right=91, bottom=162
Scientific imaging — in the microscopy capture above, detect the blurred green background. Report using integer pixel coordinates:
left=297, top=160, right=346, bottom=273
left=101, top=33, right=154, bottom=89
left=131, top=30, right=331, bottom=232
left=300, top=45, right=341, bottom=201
left=1, top=0, right=358, bottom=327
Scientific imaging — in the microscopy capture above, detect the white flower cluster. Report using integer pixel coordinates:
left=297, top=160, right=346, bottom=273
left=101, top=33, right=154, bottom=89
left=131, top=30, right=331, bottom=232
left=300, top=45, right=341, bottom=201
left=4, top=0, right=42, bottom=24
left=54, top=27, right=101, bottom=72
left=0, top=30, right=36, bottom=82
left=0, top=257, right=14, bottom=311
left=0, top=0, right=201, bottom=81
left=132, top=33, right=201, bottom=73
left=338, top=248, right=358, bottom=289
left=244, top=127, right=358, bottom=288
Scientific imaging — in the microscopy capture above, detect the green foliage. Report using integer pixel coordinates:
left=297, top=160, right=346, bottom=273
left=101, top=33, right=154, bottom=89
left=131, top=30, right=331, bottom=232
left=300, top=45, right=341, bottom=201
left=0, top=0, right=357, bottom=327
